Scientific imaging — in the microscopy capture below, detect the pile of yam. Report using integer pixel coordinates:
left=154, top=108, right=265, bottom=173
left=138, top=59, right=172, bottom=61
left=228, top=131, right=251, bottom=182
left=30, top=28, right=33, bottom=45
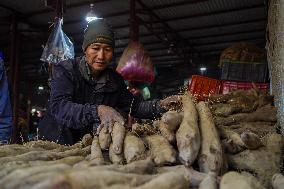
left=0, top=90, right=283, bottom=189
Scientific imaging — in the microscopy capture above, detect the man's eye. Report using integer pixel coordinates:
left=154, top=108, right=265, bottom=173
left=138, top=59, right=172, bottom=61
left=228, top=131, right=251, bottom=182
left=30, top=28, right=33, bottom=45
left=105, top=48, right=112, bottom=52
left=92, top=47, right=100, bottom=51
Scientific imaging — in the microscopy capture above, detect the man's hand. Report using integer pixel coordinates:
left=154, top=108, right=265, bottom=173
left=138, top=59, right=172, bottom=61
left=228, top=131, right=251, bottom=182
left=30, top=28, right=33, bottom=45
left=96, top=105, right=125, bottom=135
left=159, top=95, right=182, bottom=110
left=0, top=140, right=9, bottom=146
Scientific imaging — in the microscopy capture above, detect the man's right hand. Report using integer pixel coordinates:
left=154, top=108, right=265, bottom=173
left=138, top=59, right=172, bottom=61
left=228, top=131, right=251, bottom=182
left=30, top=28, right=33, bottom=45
left=96, top=105, right=125, bottom=135
left=0, top=140, right=9, bottom=146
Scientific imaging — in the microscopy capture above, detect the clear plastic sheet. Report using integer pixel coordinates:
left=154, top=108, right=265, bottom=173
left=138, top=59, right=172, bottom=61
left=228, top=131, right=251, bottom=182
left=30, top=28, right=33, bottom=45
left=40, top=18, right=74, bottom=65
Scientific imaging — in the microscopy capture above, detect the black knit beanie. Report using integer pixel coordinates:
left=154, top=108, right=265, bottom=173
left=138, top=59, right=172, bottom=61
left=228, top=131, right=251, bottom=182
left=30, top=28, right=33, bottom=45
left=82, top=19, right=115, bottom=51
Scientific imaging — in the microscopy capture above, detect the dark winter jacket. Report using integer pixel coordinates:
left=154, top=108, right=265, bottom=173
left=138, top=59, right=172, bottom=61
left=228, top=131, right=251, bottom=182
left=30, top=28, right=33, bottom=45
left=39, top=57, right=164, bottom=145
left=0, top=60, right=12, bottom=143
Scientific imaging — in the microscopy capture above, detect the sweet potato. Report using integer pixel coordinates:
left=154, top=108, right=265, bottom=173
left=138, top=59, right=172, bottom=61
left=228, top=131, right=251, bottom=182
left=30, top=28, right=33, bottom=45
left=111, top=122, right=126, bottom=155
left=176, top=93, right=200, bottom=166
left=145, top=135, right=176, bottom=166
left=99, top=127, right=112, bottom=150
left=124, top=133, right=146, bottom=163
left=197, top=102, right=223, bottom=174
left=109, top=143, right=124, bottom=165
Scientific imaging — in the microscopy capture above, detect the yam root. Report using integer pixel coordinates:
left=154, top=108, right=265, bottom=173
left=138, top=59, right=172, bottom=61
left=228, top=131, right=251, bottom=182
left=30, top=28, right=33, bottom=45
left=214, top=104, right=277, bottom=126
left=197, top=102, right=223, bottom=174
left=0, top=145, right=44, bottom=158
left=124, top=133, right=146, bottom=163
left=73, top=158, right=154, bottom=175
left=0, top=146, right=90, bottom=164
left=240, top=131, right=263, bottom=150
left=227, top=134, right=283, bottom=188
left=137, top=172, right=189, bottom=189
left=145, top=135, right=176, bottom=166
left=99, top=127, right=112, bottom=150
left=176, top=92, right=200, bottom=166
left=186, top=167, right=217, bottom=187
left=227, top=122, right=276, bottom=137
left=111, top=122, right=126, bottom=155
left=0, top=164, right=71, bottom=189
left=155, top=166, right=218, bottom=188
left=132, top=123, right=158, bottom=136
left=155, top=120, right=175, bottom=143
left=208, top=94, right=231, bottom=103
left=80, top=134, right=93, bottom=147
left=23, top=140, right=67, bottom=150
left=198, top=172, right=218, bottom=189
left=106, top=158, right=154, bottom=175
left=272, top=173, right=284, bottom=189
left=210, top=103, right=242, bottom=117
left=89, top=136, right=105, bottom=165
left=102, top=158, right=154, bottom=175
left=218, top=127, right=245, bottom=154
left=0, top=156, right=84, bottom=179
left=60, top=169, right=153, bottom=189
left=161, top=110, right=183, bottom=130
left=6, top=172, right=61, bottom=189
left=109, top=143, right=124, bottom=164
left=220, top=171, right=266, bottom=189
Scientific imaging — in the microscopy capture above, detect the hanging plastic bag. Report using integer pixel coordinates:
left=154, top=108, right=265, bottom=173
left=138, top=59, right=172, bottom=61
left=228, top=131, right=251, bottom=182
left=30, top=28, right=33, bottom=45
left=40, top=18, right=74, bottom=64
left=116, top=41, right=154, bottom=83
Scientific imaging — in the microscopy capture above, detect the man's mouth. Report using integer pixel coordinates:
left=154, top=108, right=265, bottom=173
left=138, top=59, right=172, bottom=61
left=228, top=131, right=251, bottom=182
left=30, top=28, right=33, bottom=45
left=94, top=62, right=105, bottom=65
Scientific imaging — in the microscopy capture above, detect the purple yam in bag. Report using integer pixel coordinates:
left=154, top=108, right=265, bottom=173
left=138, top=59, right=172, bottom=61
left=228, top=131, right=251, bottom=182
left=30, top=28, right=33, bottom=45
left=116, top=41, right=154, bottom=83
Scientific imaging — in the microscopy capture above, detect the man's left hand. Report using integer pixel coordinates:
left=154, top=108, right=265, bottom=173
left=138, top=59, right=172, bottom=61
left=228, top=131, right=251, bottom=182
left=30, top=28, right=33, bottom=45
left=159, top=95, right=182, bottom=110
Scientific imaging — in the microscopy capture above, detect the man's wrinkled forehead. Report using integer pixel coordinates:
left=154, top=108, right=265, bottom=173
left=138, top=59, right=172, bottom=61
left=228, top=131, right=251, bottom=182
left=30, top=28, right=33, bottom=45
left=89, top=43, right=113, bottom=49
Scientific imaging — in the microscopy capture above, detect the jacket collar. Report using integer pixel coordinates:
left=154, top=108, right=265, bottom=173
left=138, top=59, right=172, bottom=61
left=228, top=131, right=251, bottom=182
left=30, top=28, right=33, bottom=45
left=79, top=56, right=110, bottom=85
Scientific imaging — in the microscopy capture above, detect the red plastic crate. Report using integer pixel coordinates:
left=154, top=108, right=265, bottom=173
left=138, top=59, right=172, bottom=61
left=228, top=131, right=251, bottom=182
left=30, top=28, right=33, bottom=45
left=221, top=81, right=269, bottom=94
left=188, top=75, right=222, bottom=101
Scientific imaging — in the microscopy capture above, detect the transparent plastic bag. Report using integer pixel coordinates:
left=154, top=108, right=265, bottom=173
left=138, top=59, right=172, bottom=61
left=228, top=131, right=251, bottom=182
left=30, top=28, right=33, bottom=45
left=40, top=18, right=74, bottom=65
left=116, top=41, right=154, bottom=83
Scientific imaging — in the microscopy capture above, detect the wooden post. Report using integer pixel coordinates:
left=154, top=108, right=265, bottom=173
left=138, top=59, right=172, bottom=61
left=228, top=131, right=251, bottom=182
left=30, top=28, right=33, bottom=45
left=11, top=31, right=21, bottom=143
left=267, top=0, right=284, bottom=135
left=129, top=0, right=139, bottom=42
left=9, top=14, right=16, bottom=87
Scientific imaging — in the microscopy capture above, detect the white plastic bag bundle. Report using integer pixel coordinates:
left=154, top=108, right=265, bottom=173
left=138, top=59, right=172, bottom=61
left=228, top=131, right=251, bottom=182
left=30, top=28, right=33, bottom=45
left=40, top=18, right=74, bottom=64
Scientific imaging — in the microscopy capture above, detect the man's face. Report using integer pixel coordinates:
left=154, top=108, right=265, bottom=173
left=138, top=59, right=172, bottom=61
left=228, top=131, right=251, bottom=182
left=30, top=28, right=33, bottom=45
left=85, top=43, right=113, bottom=72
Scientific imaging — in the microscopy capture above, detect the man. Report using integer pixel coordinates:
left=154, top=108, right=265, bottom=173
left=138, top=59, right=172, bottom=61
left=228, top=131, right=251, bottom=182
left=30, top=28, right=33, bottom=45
left=0, top=52, right=12, bottom=145
left=39, top=19, right=179, bottom=145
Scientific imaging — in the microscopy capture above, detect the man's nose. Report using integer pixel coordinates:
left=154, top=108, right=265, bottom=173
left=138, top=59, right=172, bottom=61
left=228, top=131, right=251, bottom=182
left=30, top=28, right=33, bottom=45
left=97, top=49, right=105, bottom=60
